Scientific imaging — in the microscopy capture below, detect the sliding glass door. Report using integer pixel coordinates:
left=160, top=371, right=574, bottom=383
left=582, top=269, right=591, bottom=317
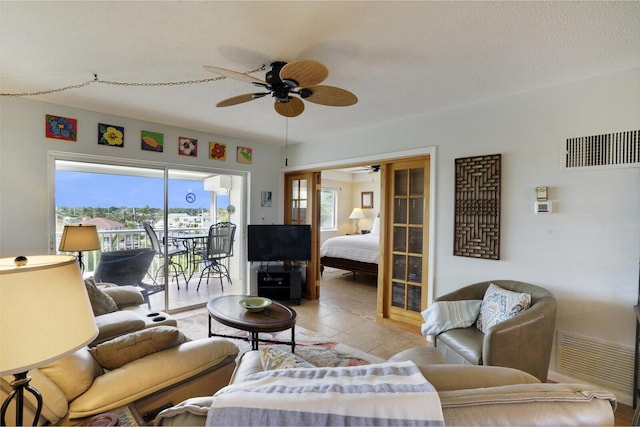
left=54, top=158, right=244, bottom=312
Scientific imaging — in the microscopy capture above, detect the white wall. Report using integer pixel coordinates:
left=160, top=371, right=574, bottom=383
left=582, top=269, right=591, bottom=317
left=286, top=68, right=640, bottom=399
left=0, top=97, right=282, bottom=257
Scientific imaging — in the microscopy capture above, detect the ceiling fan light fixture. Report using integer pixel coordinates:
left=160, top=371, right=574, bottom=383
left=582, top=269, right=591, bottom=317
left=205, top=59, right=356, bottom=117
left=298, top=88, right=312, bottom=99
left=274, top=97, right=304, bottom=117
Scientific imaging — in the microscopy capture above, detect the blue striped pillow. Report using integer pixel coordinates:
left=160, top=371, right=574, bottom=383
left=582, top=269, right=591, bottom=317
left=421, top=300, right=482, bottom=336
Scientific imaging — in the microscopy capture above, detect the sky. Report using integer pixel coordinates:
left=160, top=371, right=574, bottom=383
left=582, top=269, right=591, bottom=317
left=56, top=170, right=228, bottom=209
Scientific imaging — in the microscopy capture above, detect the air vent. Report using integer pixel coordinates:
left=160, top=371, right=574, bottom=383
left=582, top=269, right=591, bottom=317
left=557, top=329, right=634, bottom=392
left=565, top=130, right=639, bottom=169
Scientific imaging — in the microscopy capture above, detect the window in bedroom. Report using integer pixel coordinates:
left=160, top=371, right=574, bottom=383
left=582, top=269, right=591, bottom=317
left=320, top=188, right=338, bottom=231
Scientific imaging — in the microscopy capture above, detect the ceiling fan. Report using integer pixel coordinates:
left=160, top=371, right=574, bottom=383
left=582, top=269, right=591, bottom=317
left=348, top=164, right=381, bottom=174
left=203, top=60, right=357, bottom=118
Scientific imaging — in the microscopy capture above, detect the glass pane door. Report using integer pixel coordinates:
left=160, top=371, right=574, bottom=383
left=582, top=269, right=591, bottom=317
left=385, top=158, right=430, bottom=326
left=289, top=178, right=308, bottom=224
left=55, top=160, right=164, bottom=266
left=285, top=172, right=320, bottom=300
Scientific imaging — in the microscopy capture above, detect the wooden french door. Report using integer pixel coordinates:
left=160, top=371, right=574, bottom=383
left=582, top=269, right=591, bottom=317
left=380, top=157, right=430, bottom=330
left=284, top=171, right=321, bottom=300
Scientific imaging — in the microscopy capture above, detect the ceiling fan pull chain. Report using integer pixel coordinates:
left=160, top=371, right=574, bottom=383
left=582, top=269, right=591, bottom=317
left=285, top=118, right=289, bottom=167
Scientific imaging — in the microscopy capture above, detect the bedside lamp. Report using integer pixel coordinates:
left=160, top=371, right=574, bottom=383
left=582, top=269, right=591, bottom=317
left=349, top=208, right=366, bottom=234
left=0, top=255, right=98, bottom=426
left=58, top=224, right=100, bottom=273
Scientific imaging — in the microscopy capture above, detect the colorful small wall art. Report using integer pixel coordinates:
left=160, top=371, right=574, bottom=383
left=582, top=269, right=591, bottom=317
left=209, top=141, right=226, bottom=161
left=178, top=137, right=198, bottom=157
left=46, top=114, right=77, bottom=141
left=98, top=123, right=124, bottom=147
left=141, top=130, right=164, bottom=152
left=237, top=146, right=252, bottom=164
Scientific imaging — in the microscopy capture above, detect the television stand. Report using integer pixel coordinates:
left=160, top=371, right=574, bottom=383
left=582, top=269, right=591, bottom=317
left=257, top=264, right=303, bottom=305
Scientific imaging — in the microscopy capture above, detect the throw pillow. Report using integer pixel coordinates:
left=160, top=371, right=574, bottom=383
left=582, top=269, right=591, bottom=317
left=476, top=283, right=532, bottom=333
left=89, top=326, right=189, bottom=370
left=260, top=346, right=315, bottom=370
left=421, top=299, right=482, bottom=336
left=84, top=277, right=119, bottom=316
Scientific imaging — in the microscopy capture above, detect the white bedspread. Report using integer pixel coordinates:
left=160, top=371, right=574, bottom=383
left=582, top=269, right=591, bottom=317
left=320, top=233, right=379, bottom=264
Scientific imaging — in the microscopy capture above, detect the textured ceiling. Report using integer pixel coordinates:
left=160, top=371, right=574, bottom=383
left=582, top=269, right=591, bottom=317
left=1, top=1, right=639, bottom=146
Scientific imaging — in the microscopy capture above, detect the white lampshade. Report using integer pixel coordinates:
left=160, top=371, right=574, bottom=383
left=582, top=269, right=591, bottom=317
left=349, top=208, right=366, bottom=220
left=58, top=224, right=100, bottom=252
left=0, top=255, right=98, bottom=376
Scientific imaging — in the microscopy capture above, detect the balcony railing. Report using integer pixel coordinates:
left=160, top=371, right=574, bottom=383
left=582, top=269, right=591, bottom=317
left=56, top=226, right=209, bottom=275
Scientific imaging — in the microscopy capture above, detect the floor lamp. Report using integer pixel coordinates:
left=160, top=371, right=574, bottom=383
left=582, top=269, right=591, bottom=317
left=0, top=255, right=98, bottom=426
left=58, top=224, right=101, bottom=273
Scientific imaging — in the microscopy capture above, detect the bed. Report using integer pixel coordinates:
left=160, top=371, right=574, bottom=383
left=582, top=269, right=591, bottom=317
left=320, top=218, right=380, bottom=277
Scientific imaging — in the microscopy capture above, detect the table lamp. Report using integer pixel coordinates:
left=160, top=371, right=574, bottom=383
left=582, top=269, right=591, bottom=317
left=58, top=224, right=100, bottom=273
left=0, top=255, right=98, bottom=426
left=349, top=208, right=366, bottom=234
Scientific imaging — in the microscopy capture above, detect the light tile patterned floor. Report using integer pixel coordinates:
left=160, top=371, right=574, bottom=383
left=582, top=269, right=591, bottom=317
left=174, top=268, right=427, bottom=360
left=295, top=269, right=427, bottom=359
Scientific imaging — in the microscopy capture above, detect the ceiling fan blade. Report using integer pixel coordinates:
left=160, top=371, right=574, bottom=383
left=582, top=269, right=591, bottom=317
left=203, top=65, right=266, bottom=85
left=303, top=85, right=358, bottom=106
left=216, top=93, right=265, bottom=107
left=274, top=97, right=304, bottom=117
left=280, top=60, right=328, bottom=88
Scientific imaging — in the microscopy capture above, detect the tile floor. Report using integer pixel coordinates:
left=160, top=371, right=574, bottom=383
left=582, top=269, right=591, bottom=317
left=171, top=268, right=427, bottom=359
left=292, top=269, right=428, bottom=359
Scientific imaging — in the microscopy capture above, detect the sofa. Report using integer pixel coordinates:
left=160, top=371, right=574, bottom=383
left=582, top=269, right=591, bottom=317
left=86, top=279, right=177, bottom=345
left=432, top=280, right=557, bottom=382
left=154, top=345, right=616, bottom=426
left=0, top=329, right=239, bottom=426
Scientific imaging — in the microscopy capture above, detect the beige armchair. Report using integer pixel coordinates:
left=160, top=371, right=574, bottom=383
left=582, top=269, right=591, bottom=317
left=433, top=280, right=557, bottom=382
left=1, top=335, right=239, bottom=425
left=87, top=281, right=177, bottom=346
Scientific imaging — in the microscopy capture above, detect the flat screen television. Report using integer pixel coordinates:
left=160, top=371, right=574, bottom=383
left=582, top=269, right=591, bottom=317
left=248, top=224, right=311, bottom=262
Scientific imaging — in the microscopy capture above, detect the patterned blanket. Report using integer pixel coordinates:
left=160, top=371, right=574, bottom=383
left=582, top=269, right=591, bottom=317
left=206, top=360, right=444, bottom=426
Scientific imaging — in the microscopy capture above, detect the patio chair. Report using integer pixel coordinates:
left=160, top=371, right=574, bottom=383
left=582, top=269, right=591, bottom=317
left=196, top=222, right=236, bottom=291
left=93, top=248, right=162, bottom=308
left=143, top=222, right=188, bottom=289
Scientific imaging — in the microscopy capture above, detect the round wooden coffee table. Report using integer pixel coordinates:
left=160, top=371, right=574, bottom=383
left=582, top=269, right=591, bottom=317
left=207, top=295, right=297, bottom=352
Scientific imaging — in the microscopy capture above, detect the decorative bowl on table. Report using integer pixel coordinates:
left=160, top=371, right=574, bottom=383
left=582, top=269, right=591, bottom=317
left=239, top=297, right=272, bottom=312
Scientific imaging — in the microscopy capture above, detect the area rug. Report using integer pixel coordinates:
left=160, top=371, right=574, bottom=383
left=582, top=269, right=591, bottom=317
left=177, top=313, right=384, bottom=367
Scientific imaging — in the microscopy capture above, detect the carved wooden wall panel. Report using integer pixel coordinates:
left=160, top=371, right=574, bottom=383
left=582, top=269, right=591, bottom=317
left=453, top=154, right=501, bottom=260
